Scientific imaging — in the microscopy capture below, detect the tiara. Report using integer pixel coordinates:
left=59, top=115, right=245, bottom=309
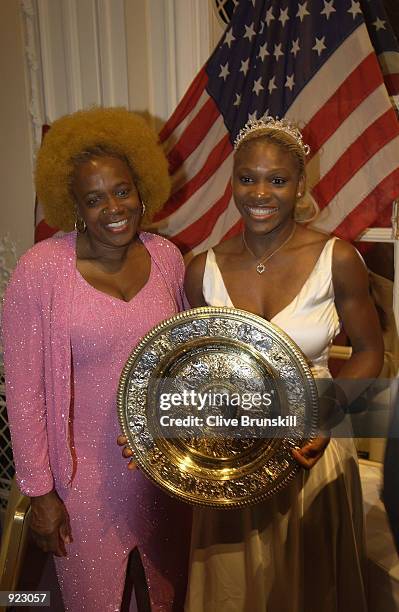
left=233, top=115, right=310, bottom=156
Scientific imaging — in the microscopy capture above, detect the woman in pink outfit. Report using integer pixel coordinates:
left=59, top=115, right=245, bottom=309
left=2, top=107, right=191, bottom=611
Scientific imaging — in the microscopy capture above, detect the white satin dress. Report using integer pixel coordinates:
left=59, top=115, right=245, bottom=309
left=185, top=238, right=367, bottom=612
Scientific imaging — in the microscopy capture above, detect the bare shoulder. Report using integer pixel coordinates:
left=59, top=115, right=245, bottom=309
left=185, top=251, right=208, bottom=279
left=184, top=251, right=208, bottom=307
left=332, top=238, right=366, bottom=274
left=213, top=235, right=242, bottom=256
left=294, top=225, right=329, bottom=249
left=332, top=238, right=369, bottom=298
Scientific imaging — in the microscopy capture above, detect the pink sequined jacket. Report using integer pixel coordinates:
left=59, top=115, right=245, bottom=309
left=2, top=231, right=186, bottom=496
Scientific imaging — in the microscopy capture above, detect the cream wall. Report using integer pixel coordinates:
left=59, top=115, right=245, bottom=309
left=0, top=1, right=35, bottom=258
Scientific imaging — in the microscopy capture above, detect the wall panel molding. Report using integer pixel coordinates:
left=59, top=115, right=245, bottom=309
left=20, top=0, right=45, bottom=155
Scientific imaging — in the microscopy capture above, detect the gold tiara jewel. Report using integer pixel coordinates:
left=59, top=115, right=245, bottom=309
left=234, top=115, right=311, bottom=156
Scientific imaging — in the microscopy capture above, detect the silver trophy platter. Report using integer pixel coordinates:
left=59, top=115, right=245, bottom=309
left=118, top=307, right=319, bottom=508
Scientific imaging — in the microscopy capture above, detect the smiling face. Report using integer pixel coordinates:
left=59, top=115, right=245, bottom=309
left=71, top=155, right=142, bottom=250
left=232, top=138, right=305, bottom=236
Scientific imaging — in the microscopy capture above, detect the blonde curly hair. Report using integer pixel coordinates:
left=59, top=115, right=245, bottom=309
left=35, top=107, right=171, bottom=231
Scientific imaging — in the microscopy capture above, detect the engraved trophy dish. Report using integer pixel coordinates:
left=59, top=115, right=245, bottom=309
left=118, top=307, right=319, bottom=508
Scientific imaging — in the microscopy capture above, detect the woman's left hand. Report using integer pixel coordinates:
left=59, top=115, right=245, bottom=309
left=117, top=435, right=138, bottom=470
left=292, top=435, right=330, bottom=470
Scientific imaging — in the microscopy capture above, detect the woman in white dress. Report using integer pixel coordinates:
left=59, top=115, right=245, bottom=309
left=183, top=117, right=384, bottom=612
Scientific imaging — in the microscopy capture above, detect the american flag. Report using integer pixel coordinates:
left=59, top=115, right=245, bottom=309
left=153, top=0, right=399, bottom=255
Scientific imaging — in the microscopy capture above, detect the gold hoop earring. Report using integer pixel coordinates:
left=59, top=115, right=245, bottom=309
left=74, top=215, right=87, bottom=233
left=141, top=201, right=147, bottom=216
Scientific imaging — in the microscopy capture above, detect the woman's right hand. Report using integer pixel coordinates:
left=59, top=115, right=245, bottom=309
left=292, top=434, right=330, bottom=469
left=30, top=490, right=72, bottom=557
left=117, top=435, right=138, bottom=470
